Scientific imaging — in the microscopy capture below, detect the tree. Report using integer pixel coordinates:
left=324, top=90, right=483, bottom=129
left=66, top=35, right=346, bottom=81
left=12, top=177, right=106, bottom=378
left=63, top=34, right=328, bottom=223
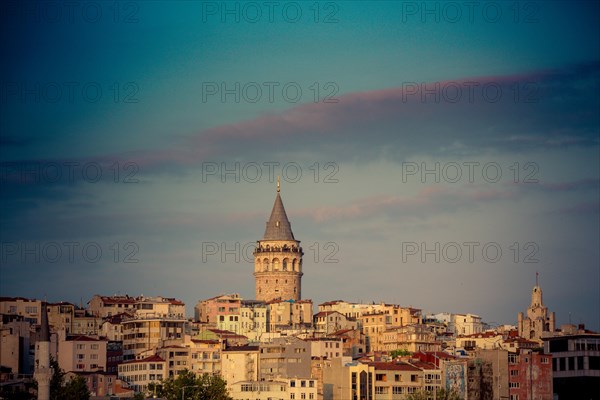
left=40, top=358, right=90, bottom=400
left=406, top=388, right=464, bottom=400
left=49, top=358, right=65, bottom=400
left=406, top=390, right=429, bottom=400
left=391, top=348, right=412, bottom=358
left=150, top=369, right=232, bottom=400
left=62, top=375, right=90, bottom=400
left=435, top=387, right=463, bottom=400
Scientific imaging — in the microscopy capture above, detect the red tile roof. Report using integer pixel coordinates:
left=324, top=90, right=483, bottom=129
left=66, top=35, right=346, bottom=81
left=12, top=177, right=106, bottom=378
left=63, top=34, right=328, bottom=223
left=122, top=355, right=165, bottom=364
left=368, top=362, right=421, bottom=371
left=66, top=335, right=104, bottom=342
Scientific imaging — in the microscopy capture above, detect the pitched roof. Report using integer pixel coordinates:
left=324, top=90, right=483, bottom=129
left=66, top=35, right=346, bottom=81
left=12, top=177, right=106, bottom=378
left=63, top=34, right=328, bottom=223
left=66, top=335, right=104, bottom=342
left=263, top=191, right=295, bottom=241
left=223, top=345, right=259, bottom=352
left=368, top=362, right=422, bottom=371
left=123, top=355, right=165, bottom=364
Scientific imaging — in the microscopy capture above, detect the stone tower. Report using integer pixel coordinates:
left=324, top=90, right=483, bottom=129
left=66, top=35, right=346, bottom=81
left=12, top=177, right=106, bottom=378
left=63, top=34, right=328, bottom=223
left=34, top=302, right=51, bottom=400
left=254, top=178, right=303, bottom=302
left=518, top=273, right=555, bottom=341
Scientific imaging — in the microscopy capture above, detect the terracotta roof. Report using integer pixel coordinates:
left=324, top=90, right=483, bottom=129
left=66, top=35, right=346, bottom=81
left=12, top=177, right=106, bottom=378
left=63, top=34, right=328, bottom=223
left=330, top=329, right=354, bottom=336
left=409, top=360, right=437, bottom=370
left=368, top=362, right=421, bottom=371
left=314, top=311, right=342, bottom=318
left=0, top=296, right=37, bottom=302
left=66, top=335, right=104, bottom=342
left=191, top=339, right=220, bottom=344
left=223, top=345, right=259, bottom=352
left=122, top=355, right=165, bottom=364
left=414, top=351, right=456, bottom=360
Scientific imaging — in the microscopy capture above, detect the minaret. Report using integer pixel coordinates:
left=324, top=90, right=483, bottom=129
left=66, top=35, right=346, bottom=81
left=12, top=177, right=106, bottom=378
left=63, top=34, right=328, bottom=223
left=253, top=178, right=303, bottom=302
left=34, top=303, right=51, bottom=400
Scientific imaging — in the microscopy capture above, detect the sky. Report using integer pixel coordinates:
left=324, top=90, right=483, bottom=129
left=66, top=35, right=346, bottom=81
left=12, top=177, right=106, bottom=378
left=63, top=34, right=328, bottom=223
left=1, top=1, right=599, bottom=330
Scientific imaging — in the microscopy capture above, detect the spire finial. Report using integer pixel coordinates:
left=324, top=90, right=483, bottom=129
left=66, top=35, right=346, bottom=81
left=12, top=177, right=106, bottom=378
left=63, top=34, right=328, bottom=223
left=277, top=176, right=280, bottom=193
left=536, top=271, right=539, bottom=286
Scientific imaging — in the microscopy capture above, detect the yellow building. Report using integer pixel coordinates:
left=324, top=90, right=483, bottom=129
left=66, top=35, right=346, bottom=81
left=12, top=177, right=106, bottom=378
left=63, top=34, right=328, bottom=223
left=122, top=315, right=186, bottom=361
left=322, top=358, right=376, bottom=400
left=221, top=345, right=260, bottom=388
left=0, top=297, right=42, bottom=324
left=268, top=299, right=313, bottom=332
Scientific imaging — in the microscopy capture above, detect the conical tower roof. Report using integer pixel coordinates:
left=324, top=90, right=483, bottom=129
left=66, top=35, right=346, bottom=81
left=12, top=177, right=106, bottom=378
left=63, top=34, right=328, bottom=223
left=263, top=179, right=295, bottom=241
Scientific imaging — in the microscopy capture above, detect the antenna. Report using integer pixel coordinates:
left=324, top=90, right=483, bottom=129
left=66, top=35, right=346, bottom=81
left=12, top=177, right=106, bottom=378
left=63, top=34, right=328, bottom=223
left=277, top=176, right=281, bottom=193
left=536, top=271, right=539, bottom=286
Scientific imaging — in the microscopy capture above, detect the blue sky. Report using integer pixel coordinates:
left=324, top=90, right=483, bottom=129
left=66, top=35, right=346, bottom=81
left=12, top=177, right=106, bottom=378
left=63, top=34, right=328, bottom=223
left=1, top=1, right=599, bottom=330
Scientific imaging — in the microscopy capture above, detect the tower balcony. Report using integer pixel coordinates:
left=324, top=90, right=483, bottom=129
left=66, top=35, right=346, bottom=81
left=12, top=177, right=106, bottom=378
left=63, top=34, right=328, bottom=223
left=253, top=245, right=303, bottom=256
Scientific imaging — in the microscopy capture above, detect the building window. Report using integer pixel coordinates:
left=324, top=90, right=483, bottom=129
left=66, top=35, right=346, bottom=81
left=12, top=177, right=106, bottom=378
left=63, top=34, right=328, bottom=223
left=510, top=370, right=518, bottom=376
left=375, top=374, right=386, bottom=382
left=509, top=382, right=520, bottom=389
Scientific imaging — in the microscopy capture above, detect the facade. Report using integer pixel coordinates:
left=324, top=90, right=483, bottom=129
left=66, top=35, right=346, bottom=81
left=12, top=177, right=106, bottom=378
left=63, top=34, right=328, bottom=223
left=369, top=361, right=431, bottom=398
left=117, top=354, right=166, bottom=394
left=543, top=333, right=600, bottom=400
left=517, top=279, right=555, bottom=342
left=383, top=324, right=440, bottom=353
left=328, top=328, right=367, bottom=358
left=314, top=311, right=356, bottom=335
left=229, top=378, right=317, bottom=400
left=189, top=339, right=221, bottom=375
left=57, top=333, right=107, bottom=372
left=259, top=336, right=312, bottom=380
left=456, top=331, right=504, bottom=352
left=240, top=300, right=269, bottom=341
left=121, top=314, right=186, bottom=360
left=221, top=345, right=260, bottom=387
left=156, top=345, right=189, bottom=378
left=88, top=295, right=137, bottom=318
left=309, top=337, right=344, bottom=360
left=100, top=312, right=132, bottom=341
left=452, top=313, right=484, bottom=336
left=0, top=297, right=42, bottom=324
left=508, top=349, right=553, bottom=400
left=88, top=294, right=185, bottom=319
left=322, top=358, right=375, bottom=400
left=254, top=180, right=304, bottom=302
left=194, top=293, right=241, bottom=325
left=470, top=348, right=509, bottom=400
left=0, top=320, right=32, bottom=374
left=64, top=371, right=123, bottom=398
left=268, top=299, right=313, bottom=332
